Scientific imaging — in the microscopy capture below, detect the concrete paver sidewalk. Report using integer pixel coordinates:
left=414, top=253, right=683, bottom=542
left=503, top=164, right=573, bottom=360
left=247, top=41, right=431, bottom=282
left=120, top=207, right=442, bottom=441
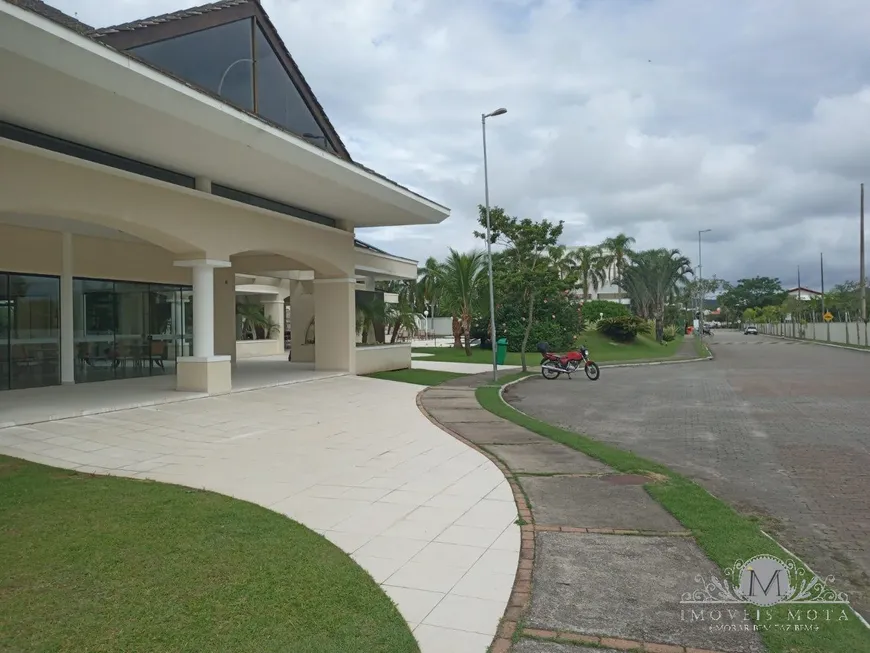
left=419, top=373, right=766, bottom=653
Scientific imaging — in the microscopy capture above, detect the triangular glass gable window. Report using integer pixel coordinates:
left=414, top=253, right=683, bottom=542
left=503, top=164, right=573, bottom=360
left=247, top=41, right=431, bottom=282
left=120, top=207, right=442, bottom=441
left=253, top=24, right=333, bottom=151
left=128, top=19, right=255, bottom=112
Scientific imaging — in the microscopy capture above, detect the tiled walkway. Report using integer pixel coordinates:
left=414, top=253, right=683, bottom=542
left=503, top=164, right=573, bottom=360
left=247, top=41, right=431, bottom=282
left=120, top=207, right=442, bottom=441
left=0, top=375, right=519, bottom=652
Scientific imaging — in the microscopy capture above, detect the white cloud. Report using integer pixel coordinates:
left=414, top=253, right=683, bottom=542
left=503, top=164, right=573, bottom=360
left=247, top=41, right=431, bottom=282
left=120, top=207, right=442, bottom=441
left=53, top=0, right=870, bottom=288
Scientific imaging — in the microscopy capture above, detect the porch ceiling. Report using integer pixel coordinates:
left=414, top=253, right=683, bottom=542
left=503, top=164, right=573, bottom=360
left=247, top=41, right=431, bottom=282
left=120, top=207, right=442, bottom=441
left=0, top=3, right=451, bottom=229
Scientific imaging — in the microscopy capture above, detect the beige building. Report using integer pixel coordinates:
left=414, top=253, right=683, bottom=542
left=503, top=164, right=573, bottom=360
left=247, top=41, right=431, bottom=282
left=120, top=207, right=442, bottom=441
left=0, top=0, right=448, bottom=395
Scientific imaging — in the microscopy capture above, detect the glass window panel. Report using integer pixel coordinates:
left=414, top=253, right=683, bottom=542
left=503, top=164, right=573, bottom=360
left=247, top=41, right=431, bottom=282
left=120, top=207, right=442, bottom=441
left=129, top=19, right=255, bottom=111
left=0, top=274, right=9, bottom=391
left=253, top=25, right=330, bottom=149
left=74, top=278, right=117, bottom=383
left=7, top=274, right=60, bottom=390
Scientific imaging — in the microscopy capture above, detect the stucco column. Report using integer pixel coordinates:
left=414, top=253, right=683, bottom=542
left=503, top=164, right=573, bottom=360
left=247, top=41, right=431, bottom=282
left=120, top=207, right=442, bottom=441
left=264, top=299, right=286, bottom=355
left=173, top=259, right=232, bottom=393
left=213, top=266, right=236, bottom=363
left=60, top=233, right=75, bottom=384
left=289, top=290, right=314, bottom=362
left=314, top=277, right=356, bottom=373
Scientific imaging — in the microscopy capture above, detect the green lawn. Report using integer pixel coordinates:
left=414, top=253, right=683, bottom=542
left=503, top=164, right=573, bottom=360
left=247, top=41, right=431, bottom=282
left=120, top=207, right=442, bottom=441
left=0, top=456, right=418, bottom=653
left=365, top=369, right=467, bottom=385
left=478, top=378, right=869, bottom=653
left=414, top=331, right=685, bottom=365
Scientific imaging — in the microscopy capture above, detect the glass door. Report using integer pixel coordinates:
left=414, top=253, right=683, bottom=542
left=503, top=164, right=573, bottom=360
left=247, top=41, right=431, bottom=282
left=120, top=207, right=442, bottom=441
left=115, top=282, right=150, bottom=379
left=74, top=279, right=117, bottom=383
left=0, top=274, right=9, bottom=392
left=7, top=274, right=60, bottom=390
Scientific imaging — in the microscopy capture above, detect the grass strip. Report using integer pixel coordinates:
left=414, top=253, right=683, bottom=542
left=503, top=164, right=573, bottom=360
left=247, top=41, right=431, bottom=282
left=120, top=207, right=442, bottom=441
left=365, top=369, right=467, bottom=385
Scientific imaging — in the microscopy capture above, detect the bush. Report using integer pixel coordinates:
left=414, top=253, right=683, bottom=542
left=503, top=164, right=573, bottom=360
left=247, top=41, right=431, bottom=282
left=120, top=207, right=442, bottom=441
left=662, top=325, right=677, bottom=342
left=493, top=293, right=582, bottom=352
left=596, top=315, right=651, bottom=342
left=581, top=300, right=630, bottom=322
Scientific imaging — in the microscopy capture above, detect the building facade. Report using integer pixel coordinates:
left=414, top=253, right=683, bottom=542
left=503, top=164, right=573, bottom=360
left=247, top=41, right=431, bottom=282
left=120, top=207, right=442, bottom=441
left=0, top=0, right=448, bottom=394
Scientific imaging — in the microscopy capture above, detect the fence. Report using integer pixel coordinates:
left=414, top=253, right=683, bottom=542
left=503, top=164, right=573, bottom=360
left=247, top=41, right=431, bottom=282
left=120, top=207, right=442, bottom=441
left=757, top=316, right=870, bottom=347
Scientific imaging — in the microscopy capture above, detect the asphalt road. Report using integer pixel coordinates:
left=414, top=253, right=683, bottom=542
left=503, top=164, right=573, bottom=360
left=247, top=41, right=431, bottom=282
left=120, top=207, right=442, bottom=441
left=505, top=330, right=870, bottom=620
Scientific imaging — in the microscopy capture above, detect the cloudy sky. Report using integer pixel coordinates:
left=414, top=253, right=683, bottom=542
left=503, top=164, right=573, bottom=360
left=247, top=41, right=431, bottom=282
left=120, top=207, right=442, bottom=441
left=55, top=0, right=870, bottom=289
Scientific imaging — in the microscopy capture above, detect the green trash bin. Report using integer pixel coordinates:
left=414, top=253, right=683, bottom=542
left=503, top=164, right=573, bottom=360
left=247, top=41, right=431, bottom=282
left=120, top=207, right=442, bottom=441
left=496, top=338, right=508, bottom=365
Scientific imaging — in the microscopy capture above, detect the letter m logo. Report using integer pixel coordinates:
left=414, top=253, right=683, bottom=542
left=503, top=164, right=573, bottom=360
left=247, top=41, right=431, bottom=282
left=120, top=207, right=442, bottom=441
left=748, top=569, right=785, bottom=599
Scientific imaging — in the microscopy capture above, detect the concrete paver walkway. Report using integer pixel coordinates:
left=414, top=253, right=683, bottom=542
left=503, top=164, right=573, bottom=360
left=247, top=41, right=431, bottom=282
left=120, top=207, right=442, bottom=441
left=419, top=373, right=765, bottom=653
left=0, top=375, right=520, bottom=653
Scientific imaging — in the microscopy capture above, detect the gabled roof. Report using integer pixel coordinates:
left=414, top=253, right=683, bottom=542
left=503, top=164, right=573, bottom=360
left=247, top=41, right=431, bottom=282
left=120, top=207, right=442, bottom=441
left=88, top=0, right=243, bottom=35
left=5, top=0, right=91, bottom=33
left=4, top=0, right=450, bottom=214
left=89, top=0, right=351, bottom=162
left=786, top=286, right=822, bottom=295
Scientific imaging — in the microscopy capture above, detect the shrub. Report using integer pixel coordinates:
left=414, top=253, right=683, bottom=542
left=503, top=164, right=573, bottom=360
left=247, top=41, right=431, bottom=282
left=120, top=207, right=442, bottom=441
left=596, top=315, right=651, bottom=342
left=662, top=325, right=677, bottom=342
left=580, top=300, right=630, bottom=322
left=476, top=293, right=581, bottom=352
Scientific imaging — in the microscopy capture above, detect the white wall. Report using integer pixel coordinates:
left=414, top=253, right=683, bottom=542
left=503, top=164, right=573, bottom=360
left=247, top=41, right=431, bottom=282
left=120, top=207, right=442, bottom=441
left=355, top=344, right=412, bottom=374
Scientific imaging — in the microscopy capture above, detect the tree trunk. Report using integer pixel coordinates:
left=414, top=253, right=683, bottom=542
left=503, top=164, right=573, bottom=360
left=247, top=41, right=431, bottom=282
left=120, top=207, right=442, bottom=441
left=462, top=317, right=472, bottom=357
left=654, top=311, right=664, bottom=343
left=390, top=318, right=400, bottom=344
left=452, top=316, right=462, bottom=348
left=520, top=291, right=536, bottom=372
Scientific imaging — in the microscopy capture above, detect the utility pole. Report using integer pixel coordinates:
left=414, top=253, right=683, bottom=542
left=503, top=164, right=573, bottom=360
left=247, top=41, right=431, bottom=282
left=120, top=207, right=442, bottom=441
left=861, top=183, right=866, bottom=334
left=821, top=252, right=830, bottom=342
left=797, top=265, right=801, bottom=337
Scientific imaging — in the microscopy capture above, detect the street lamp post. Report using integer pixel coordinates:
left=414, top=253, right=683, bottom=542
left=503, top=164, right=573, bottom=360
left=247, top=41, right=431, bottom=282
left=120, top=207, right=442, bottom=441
left=697, top=229, right=711, bottom=336
left=482, top=107, right=507, bottom=382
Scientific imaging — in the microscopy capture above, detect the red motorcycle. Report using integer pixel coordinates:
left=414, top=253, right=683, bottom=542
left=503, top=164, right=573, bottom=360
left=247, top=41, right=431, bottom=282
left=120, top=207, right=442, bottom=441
left=537, top=341, right=600, bottom=381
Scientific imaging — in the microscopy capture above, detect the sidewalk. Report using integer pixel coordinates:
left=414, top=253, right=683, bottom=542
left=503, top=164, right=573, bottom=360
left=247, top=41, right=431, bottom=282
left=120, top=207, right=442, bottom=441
left=418, top=372, right=765, bottom=653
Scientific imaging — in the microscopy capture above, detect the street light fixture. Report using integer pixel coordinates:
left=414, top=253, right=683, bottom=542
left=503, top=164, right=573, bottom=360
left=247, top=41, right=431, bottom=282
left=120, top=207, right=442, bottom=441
left=697, top=229, right=712, bottom=336
left=482, top=107, right=507, bottom=382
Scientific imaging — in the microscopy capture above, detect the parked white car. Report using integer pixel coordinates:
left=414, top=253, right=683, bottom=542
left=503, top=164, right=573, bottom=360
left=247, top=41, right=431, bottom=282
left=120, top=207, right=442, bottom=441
left=744, top=325, right=758, bottom=335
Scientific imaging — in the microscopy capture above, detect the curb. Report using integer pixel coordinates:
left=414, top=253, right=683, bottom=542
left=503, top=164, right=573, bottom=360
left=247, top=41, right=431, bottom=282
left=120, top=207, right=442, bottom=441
left=759, top=333, right=870, bottom=354
left=414, top=390, right=536, bottom=653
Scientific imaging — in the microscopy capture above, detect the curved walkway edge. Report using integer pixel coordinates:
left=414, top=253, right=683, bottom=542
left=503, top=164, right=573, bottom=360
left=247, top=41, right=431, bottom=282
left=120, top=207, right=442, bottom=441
left=418, top=371, right=762, bottom=653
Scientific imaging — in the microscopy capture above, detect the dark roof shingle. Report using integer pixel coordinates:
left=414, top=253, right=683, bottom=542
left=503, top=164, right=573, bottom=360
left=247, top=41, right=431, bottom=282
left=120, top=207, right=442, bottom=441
left=88, top=0, right=246, bottom=37
left=5, top=0, right=92, bottom=33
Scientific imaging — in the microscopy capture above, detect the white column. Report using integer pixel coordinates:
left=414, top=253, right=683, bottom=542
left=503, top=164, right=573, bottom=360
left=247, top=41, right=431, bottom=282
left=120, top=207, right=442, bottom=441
left=313, top=277, right=357, bottom=373
left=173, top=259, right=232, bottom=394
left=60, top=233, right=75, bottom=384
left=192, top=265, right=215, bottom=358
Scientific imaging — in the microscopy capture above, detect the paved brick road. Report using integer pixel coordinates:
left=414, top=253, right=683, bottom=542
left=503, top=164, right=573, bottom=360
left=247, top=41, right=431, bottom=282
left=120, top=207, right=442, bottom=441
left=506, top=332, right=870, bottom=620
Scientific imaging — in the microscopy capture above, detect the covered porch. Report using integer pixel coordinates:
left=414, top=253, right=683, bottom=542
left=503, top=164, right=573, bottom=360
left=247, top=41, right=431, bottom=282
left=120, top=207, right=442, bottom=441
left=0, top=355, right=342, bottom=428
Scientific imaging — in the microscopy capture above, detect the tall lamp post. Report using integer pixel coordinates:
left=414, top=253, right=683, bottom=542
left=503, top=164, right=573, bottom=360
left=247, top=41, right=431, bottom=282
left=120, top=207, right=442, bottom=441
left=482, top=107, right=507, bottom=382
left=697, top=229, right=712, bottom=336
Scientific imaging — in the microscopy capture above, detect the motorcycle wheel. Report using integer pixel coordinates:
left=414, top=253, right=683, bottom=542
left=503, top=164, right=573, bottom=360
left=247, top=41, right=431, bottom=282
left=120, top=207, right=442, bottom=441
left=584, top=362, right=600, bottom=381
left=541, top=365, right=561, bottom=380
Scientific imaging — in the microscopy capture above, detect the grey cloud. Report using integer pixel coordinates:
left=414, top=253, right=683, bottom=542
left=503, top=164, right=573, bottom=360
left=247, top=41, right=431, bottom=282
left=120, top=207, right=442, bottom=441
left=50, top=0, right=870, bottom=287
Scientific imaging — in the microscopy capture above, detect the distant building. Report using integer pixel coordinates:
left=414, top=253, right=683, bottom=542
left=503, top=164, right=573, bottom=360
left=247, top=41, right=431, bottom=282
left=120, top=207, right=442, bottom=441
left=786, top=287, right=822, bottom=301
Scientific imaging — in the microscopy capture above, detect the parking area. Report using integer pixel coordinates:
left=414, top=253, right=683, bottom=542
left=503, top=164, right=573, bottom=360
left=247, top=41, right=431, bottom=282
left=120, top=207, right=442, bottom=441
left=505, top=330, right=870, bottom=620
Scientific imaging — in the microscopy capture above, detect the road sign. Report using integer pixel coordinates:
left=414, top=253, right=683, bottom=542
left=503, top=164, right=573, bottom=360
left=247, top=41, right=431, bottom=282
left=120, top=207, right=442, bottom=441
left=823, top=311, right=833, bottom=322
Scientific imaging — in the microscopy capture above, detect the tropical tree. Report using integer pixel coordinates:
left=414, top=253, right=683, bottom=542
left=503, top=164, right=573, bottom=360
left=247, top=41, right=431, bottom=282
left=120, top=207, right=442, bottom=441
left=571, top=245, right=607, bottom=303
left=475, top=206, right=573, bottom=370
left=355, top=295, right=386, bottom=344
left=377, top=279, right=422, bottom=343
left=439, top=249, right=488, bottom=355
left=617, top=248, right=693, bottom=342
left=236, top=302, right=280, bottom=340
left=600, top=232, right=636, bottom=299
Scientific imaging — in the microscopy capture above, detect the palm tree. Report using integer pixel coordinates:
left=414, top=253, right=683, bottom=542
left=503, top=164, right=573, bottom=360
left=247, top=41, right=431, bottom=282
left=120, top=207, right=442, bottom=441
left=439, top=249, right=487, bottom=355
left=571, top=246, right=607, bottom=302
left=377, top=279, right=422, bottom=343
left=417, top=256, right=443, bottom=339
left=601, top=233, right=636, bottom=300
left=617, top=248, right=692, bottom=342
left=356, top=295, right=386, bottom=344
